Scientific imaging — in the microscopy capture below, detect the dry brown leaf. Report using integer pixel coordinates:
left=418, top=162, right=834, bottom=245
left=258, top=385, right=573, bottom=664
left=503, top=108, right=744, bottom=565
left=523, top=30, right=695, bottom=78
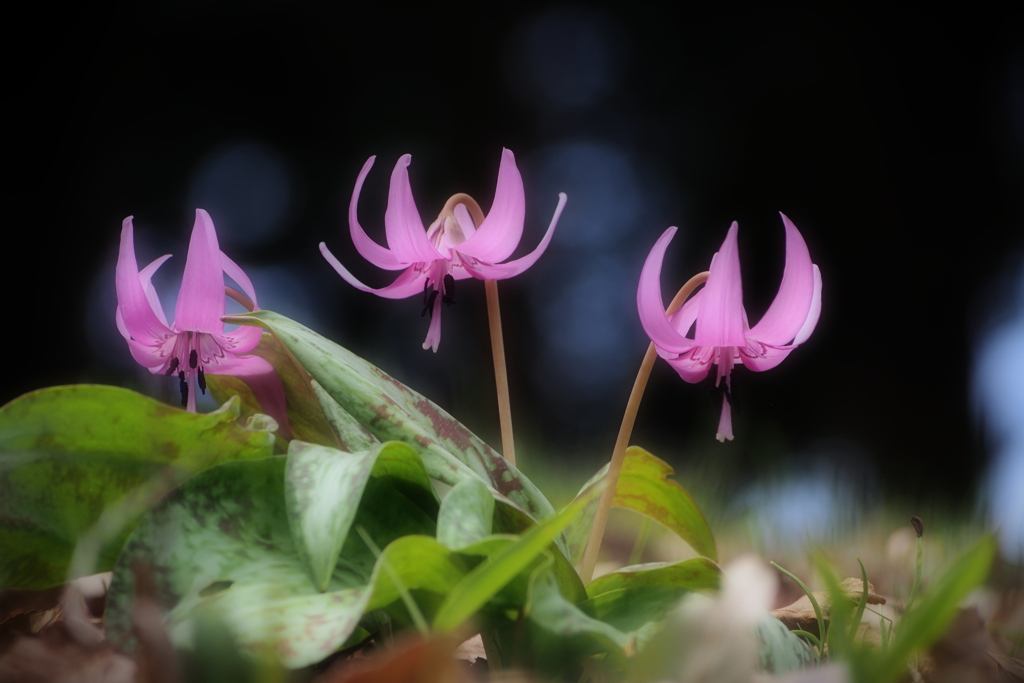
left=0, top=586, right=65, bottom=628
left=770, top=578, right=886, bottom=637
left=912, top=607, right=1014, bottom=683
left=988, top=651, right=1024, bottom=680
left=0, top=616, right=134, bottom=683
left=313, top=635, right=479, bottom=683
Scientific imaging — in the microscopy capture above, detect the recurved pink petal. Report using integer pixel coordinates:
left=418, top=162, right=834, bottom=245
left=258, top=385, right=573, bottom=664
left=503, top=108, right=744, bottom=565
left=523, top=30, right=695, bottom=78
left=747, top=213, right=818, bottom=346
left=219, top=251, right=264, bottom=350
left=637, top=227, right=700, bottom=355
left=138, top=254, right=173, bottom=328
left=348, top=156, right=406, bottom=270
left=793, top=264, right=822, bottom=345
left=221, top=252, right=259, bottom=309
left=175, top=209, right=226, bottom=333
left=453, top=203, right=476, bottom=239
left=668, top=289, right=704, bottom=339
left=694, top=222, right=747, bottom=348
left=457, top=149, right=526, bottom=263
left=320, top=242, right=428, bottom=299
left=384, top=155, right=445, bottom=264
left=116, top=217, right=175, bottom=345
left=460, top=192, right=566, bottom=280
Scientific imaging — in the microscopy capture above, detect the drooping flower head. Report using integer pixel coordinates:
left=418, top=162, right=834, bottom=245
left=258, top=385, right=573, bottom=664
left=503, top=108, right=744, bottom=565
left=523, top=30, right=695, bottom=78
left=638, top=213, right=822, bottom=441
left=320, top=149, right=567, bottom=351
left=116, top=209, right=281, bottom=415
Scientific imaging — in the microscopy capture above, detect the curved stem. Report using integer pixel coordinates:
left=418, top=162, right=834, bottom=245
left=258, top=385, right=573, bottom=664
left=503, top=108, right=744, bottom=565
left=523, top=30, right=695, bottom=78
left=442, top=194, right=516, bottom=465
left=578, top=270, right=709, bottom=583
left=225, top=286, right=256, bottom=312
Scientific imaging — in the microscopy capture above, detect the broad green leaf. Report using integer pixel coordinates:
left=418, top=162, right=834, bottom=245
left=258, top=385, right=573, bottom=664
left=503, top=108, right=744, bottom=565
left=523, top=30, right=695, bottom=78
left=854, top=536, right=996, bottom=683
left=223, top=310, right=555, bottom=525
left=529, top=565, right=630, bottom=654
left=286, top=441, right=380, bottom=591
left=207, top=332, right=343, bottom=450
left=432, top=492, right=594, bottom=633
left=583, top=559, right=721, bottom=633
left=586, top=558, right=721, bottom=598
left=363, top=535, right=471, bottom=615
left=311, top=380, right=379, bottom=451
left=437, top=477, right=495, bottom=550
left=106, top=456, right=437, bottom=668
left=566, top=446, right=716, bottom=564
left=0, top=385, right=275, bottom=590
left=285, top=438, right=437, bottom=593
left=516, top=563, right=630, bottom=679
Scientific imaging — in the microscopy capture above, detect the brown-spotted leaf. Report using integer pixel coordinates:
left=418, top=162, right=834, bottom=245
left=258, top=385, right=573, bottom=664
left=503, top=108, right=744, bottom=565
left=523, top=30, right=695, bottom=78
left=0, top=386, right=275, bottom=590
left=223, top=310, right=555, bottom=526
left=566, top=446, right=716, bottom=564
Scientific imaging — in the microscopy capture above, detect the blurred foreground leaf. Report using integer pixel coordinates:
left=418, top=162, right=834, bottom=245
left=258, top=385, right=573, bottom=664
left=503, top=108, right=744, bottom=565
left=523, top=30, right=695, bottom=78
left=0, top=385, right=275, bottom=590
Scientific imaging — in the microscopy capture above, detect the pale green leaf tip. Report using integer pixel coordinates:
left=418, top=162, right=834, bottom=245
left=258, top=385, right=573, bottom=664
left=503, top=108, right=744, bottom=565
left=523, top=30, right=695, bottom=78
left=244, top=413, right=279, bottom=433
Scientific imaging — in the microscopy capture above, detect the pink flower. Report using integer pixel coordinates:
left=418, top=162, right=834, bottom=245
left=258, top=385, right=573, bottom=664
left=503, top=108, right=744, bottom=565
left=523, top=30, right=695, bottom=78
left=116, top=209, right=280, bottom=414
left=320, top=148, right=567, bottom=351
left=637, top=213, right=822, bottom=441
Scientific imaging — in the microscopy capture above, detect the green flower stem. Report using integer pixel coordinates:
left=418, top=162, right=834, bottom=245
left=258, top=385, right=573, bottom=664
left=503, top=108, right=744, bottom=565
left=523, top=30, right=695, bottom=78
left=579, top=271, right=708, bottom=583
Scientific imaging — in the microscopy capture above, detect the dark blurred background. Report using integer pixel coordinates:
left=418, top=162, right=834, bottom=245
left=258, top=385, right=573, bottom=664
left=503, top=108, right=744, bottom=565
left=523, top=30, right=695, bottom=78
left=7, top=3, right=1024, bottom=543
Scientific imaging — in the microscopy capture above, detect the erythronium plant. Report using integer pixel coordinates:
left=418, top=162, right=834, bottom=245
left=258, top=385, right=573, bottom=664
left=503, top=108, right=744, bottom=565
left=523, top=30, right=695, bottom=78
left=319, top=148, right=566, bottom=353
left=6, top=159, right=886, bottom=682
left=638, top=213, right=822, bottom=442
left=115, top=209, right=286, bottom=420
left=580, top=213, right=822, bottom=582
left=320, top=149, right=567, bottom=464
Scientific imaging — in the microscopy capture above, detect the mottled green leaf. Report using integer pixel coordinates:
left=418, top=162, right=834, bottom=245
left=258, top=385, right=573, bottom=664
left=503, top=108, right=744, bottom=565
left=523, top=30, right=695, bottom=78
left=311, top=379, right=379, bottom=451
left=286, top=441, right=379, bottom=591
left=223, top=311, right=554, bottom=526
left=566, top=446, right=716, bottom=564
left=437, top=478, right=495, bottom=550
left=0, top=385, right=275, bottom=590
left=106, top=455, right=438, bottom=668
